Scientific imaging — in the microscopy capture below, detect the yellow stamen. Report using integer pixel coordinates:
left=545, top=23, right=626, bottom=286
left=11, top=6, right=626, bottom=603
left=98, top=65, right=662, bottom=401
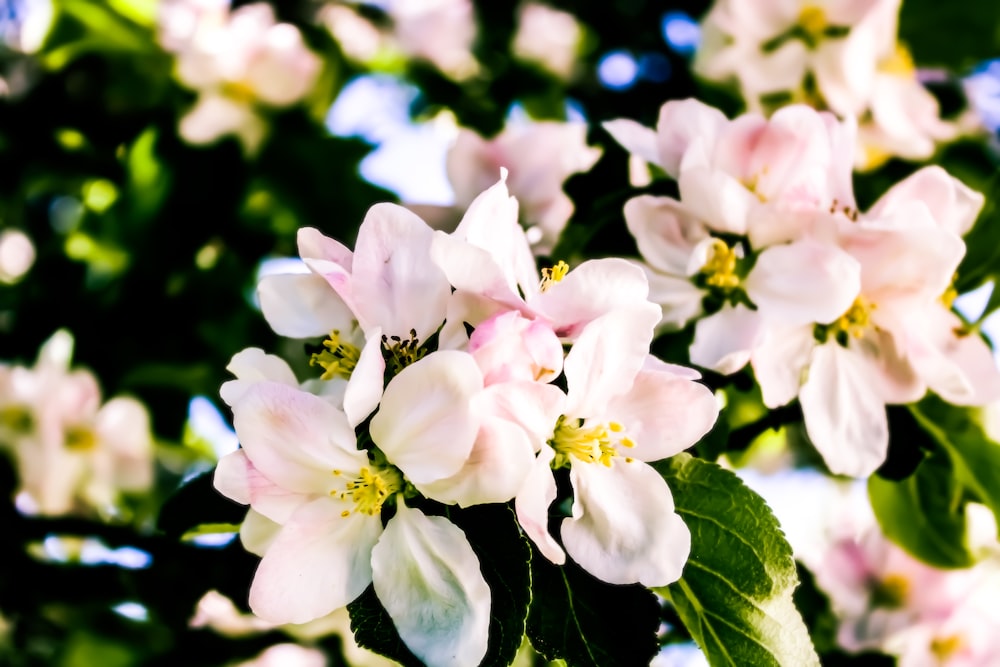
left=879, top=44, right=915, bottom=77
left=798, top=5, right=828, bottom=42
left=0, top=405, right=33, bottom=434
left=930, top=634, right=964, bottom=662
left=333, top=465, right=404, bottom=517
left=872, top=573, right=909, bottom=608
left=539, top=260, right=570, bottom=293
left=701, top=239, right=740, bottom=290
left=310, top=330, right=361, bottom=380
left=381, top=329, right=427, bottom=375
left=549, top=416, right=631, bottom=469
left=65, top=425, right=97, bottom=451
left=835, top=296, right=873, bottom=339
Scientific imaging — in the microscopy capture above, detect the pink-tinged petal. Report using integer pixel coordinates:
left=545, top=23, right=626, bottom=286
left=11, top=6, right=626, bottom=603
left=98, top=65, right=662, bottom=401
left=437, top=290, right=510, bottom=351
left=214, top=449, right=309, bottom=524
left=220, top=347, right=299, bottom=406
left=623, top=195, right=710, bottom=275
left=855, top=328, right=926, bottom=405
left=813, top=33, right=876, bottom=117
left=257, top=272, right=355, bottom=339
left=240, top=509, right=280, bottom=556
left=531, top=259, right=656, bottom=339
left=904, top=308, right=1000, bottom=406
left=514, top=445, right=565, bottom=564
left=452, top=169, right=538, bottom=299
left=607, top=367, right=718, bottom=462
left=868, top=166, right=984, bottom=237
left=343, top=332, right=386, bottom=428
left=602, top=118, right=661, bottom=167
left=562, top=461, right=690, bottom=586
left=690, top=304, right=763, bottom=374
left=677, top=153, right=756, bottom=235
left=800, top=343, right=889, bottom=477
left=655, top=98, right=729, bottom=178
left=430, top=231, right=524, bottom=309
left=297, top=227, right=353, bottom=270
left=469, top=311, right=563, bottom=385
left=93, top=396, right=153, bottom=491
left=643, top=264, right=706, bottom=332
left=233, top=382, right=366, bottom=494
left=371, top=502, right=490, bottom=667
left=563, top=307, right=658, bottom=418
left=480, top=381, right=565, bottom=448
left=751, top=326, right=816, bottom=408
left=418, top=414, right=536, bottom=506
left=844, top=210, right=964, bottom=306
left=351, top=203, right=451, bottom=339
left=745, top=239, right=861, bottom=326
left=370, top=351, right=483, bottom=484
left=249, top=498, right=380, bottom=624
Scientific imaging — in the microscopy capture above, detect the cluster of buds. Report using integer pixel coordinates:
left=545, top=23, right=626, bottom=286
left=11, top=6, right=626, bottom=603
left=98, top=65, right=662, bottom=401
left=214, top=171, right=719, bottom=665
left=606, top=98, right=1000, bottom=477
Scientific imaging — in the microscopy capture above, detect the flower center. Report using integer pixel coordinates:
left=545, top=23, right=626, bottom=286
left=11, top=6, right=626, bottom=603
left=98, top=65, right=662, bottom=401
left=549, top=415, right=635, bottom=469
left=930, top=634, right=964, bottom=662
left=310, top=330, right=361, bottom=380
left=332, top=465, right=404, bottom=517
left=65, top=425, right=97, bottom=451
left=815, top=296, right=874, bottom=344
left=871, top=573, right=909, bottom=609
left=879, top=44, right=915, bottom=78
left=0, top=404, right=33, bottom=435
left=797, top=5, right=828, bottom=43
left=381, top=329, right=427, bottom=375
left=700, top=239, right=741, bottom=290
left=539, top=260, right=569, bottom=293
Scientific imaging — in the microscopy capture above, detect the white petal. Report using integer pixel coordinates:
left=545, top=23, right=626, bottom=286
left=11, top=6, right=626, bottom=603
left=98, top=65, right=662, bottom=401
left=800, top=343, right=889, bottom=477
left=744, top=239, right=861, bottom=326
left=213, top=449, right=306, bottom=524
left=297, top=227, right=353, bottom=269
left=514, top=445, right=565, bottom=564
left=430, top=230, right=525, bottom=310
left=343, top=332, right=386, bottom=428
left=240, top=508, right=281, bottom=556
left=562, top=461, right=690, bottom=586
left=371, top=503, right=491, bottom=667
left=563, top=307, right=658, bottom=418
left=602, top=118, right=661, bottom=166
left=249, top=498, right=381, bottom=624
left=623, top=195, right=710, bottom=275
left=257, top=272, right=356, bottom=339
left=751, top=326, right=816, bottom=408
left=370, top=351, right=483, bottom=485
left=868, top=166, right=984, bottom=237
left=655, top=98, right=728, bottom=178
left=689, top=304, right=763, bottom=374
left=607, top=366, right=718, bottom=462
left=233, top=382, right=366, bottom=494
left=351, top=203, right=451, bottom=339
left=220, top=347, right=299, bottom=406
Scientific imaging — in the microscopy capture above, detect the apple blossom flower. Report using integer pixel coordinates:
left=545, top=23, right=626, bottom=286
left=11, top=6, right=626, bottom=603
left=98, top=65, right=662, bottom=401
left=160, top=1, right=322, bottom=154
left=511, top=2, right=585, bottom=81
left=0, top=330, right=154, bottom=516
left=216, top=351, right=495, bottom=667
left=515, top=309, right=719, bottom=586
left=692, top=0, right=957, bottom=169
left=443, top=121, right=602, bottom=254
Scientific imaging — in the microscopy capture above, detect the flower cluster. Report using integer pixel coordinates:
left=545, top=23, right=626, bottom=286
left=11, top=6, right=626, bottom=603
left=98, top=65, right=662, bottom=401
left=214, top=172, right=719, bottom=665
left=159, top=0, right=322, bottom=154
left=693, top=0, right=957, bottom=169
left=606, top=98, right=1000, bottom=477
left=0, top=330, right=154, bottom=516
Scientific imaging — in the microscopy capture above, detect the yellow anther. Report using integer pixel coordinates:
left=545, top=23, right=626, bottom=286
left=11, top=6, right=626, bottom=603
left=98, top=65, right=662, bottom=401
left=221, top=80, right=257, bottom=104
left=65, top=425, right=96, bottom=451
left=930, top=634, right=963, bottom=662
left=0, top=405, right=33, bottom=434
left=879, top=44, right=915, bottom=77
left=381, top=329, right=427, bottom=375
left=333, top=465, right=404, bottom=517
left=540, top=260, right=570, bottom=293
left=701, top=239, right=740, bottom=290
left=872, top=573, right=909, bottom=609
left=549, top=415, right=633, bottom=469
left=798, top=5, right=828, bottom=41
left=310, top=330, right=361, bottom=380
left=835, top=296, right=873, bottom=339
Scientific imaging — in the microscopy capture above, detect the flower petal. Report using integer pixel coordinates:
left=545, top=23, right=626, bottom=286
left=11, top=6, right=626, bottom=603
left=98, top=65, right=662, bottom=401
left=220, top=347, right=299, bottom=407
left=514, top=445, right=565, bottom=564
left=257, top=272, right=356, bottom=339
left=371, top=502, right=491, bottom=667
left=562, top=460, right=690, bottom=586
left=249, top=498, right=380, bottom=624
left=690, top=304, right=763, bottom=374
left=370, top=351, right=483, bottom=485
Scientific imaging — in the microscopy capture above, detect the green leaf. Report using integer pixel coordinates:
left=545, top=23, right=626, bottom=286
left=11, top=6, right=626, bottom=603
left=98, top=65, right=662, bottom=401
left=526, top=546, right=661, bottom=667
left=910, top=397, right=1000, bottom=533
left=656, top=454, right=819, bottom=667
left=898, top=0, right=1000, bottom=70
left=348, top=585, right=424, bottom=667
left=868, top=450, right=975, bottom=569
